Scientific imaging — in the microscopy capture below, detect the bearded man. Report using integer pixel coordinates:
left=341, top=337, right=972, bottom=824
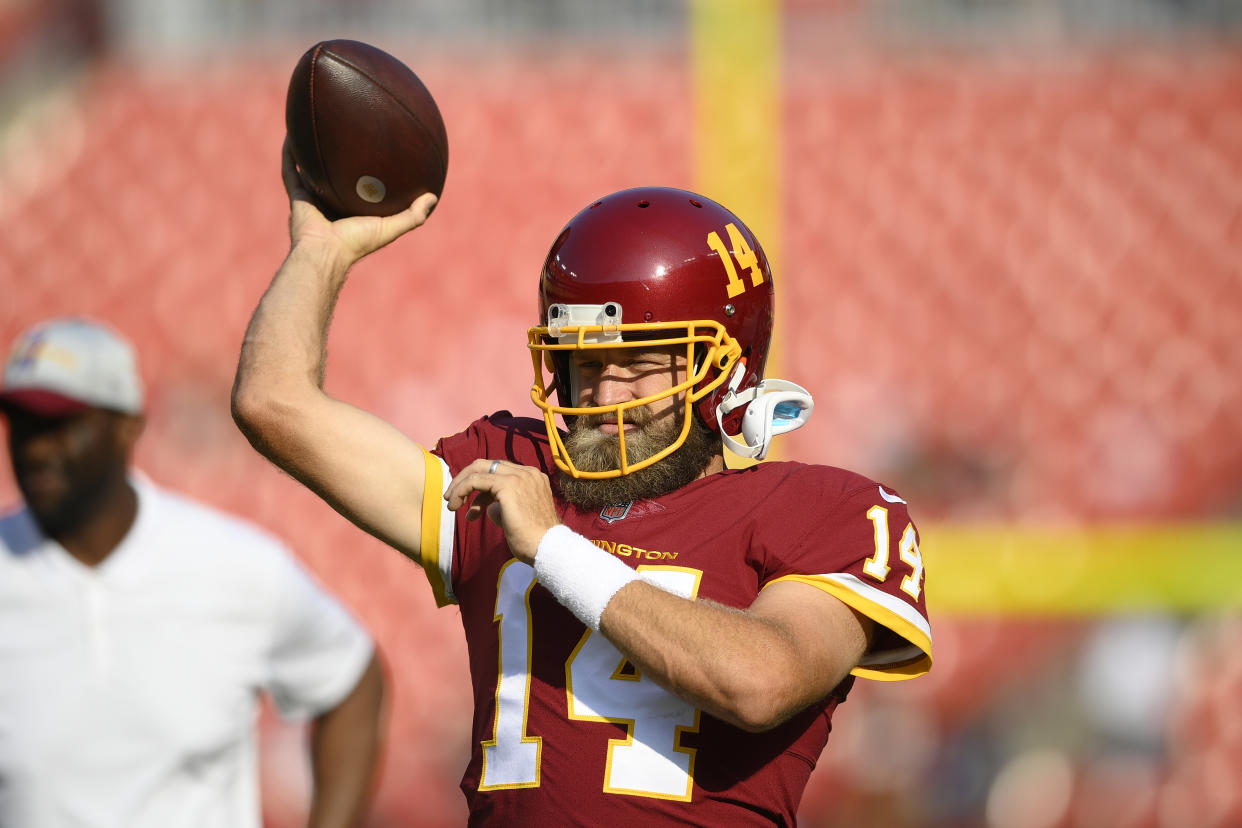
left=232, top=149, right=933, bottom=826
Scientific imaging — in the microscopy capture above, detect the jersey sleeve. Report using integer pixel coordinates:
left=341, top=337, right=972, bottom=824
left=417, top=446, right=456, bottom=607
left=419, top=412, right=555, bottom=608
left=764, top=479, right=932, bottom=681
left=263, top=544, right=376, bottom=720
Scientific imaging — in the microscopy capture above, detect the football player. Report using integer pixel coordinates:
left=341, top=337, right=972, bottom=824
left=231, top=140, right=932, bottom=825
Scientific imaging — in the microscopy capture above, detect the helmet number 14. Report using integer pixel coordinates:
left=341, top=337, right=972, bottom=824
left=707, top=223, right=764, bottom=299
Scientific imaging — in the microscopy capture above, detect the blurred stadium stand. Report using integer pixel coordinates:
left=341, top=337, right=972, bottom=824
left=1, top=1, right=1240, bottom=826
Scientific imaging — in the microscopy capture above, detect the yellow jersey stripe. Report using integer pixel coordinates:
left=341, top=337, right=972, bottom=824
left=768, top=573, right=933, bottom=681
left=419, top=447, right=456, bottom=607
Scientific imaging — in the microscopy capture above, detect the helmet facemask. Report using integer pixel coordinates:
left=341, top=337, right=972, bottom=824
left=528, top=302, right=742, bottom=479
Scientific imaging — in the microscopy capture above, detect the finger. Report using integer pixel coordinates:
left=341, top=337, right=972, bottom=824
left=280, top=135, right=309, bottom=200
left=445, top=476, right=481, bottom=512
left=373, top=192, right=439, bottom=245
left=465, top=490, right=495, bottom=522
left=444, top=458, right=494, bottom=498
left=447, top=480, right=487, bottom=514
left=412, top=191, right=439, bottom=219
left=444, top=459, right=501, bottom=511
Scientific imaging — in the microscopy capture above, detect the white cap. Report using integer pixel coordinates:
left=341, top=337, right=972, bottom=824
left=0, top=317, right=144, bottom=416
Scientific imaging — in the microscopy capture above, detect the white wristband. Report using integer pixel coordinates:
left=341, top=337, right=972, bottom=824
left=533, top=525, right=639, bottom=631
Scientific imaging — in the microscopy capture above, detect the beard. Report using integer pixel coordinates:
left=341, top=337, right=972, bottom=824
left=558, top=406, right=720, bottom=509
left=22, top=466, right=113, bottom=537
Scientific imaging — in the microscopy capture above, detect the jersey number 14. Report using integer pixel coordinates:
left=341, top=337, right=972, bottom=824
left=479, top=561, right=702, bottom=801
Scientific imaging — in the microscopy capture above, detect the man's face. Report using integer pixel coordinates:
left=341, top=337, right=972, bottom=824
left=568, top=344, right=685, bottom=448
left=559, top=345, right=718, bottom=508
left=4, top=407, right=135, bottom=536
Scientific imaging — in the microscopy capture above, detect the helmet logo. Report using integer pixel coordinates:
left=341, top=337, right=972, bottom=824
left=706, top=223, right=764, bottom=299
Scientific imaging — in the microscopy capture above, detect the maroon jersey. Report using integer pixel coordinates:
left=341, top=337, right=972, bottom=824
left=418, top=413, right=932, bottom=826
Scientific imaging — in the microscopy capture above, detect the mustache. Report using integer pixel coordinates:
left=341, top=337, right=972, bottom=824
left=573, top=406, right=655, bottom=430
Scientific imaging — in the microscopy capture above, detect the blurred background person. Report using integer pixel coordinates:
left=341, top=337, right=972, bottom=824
left=0, top=316, right=386, bottom=828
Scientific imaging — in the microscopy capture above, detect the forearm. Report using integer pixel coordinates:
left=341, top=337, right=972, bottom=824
left=234, top=240, right=352, bottom=413
left=599, top=583, right=814, bottom=732
left=231, top=236, right=433, bottom=557
left=237, top=142, right=433, bottom=428
left=531, top=527, right=867, bottom=732
left=307, top=654, right=386, bottom=828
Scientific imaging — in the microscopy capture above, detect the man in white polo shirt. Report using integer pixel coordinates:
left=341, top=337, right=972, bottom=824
left=0, top=317, right=385, bottom=828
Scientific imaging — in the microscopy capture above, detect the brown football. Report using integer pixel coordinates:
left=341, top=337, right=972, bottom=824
left=285, top=39, right=448, bottom=218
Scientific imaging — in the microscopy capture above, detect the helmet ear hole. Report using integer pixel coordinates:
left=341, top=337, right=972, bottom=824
left=691, top=344, right=706, bottom=374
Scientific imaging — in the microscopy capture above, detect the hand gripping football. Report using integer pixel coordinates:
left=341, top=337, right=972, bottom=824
left=285, top=39, right=448, bottom=218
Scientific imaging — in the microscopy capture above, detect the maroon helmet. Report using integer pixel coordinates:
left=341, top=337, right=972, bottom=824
left=528, top=187, right=781, bottom=478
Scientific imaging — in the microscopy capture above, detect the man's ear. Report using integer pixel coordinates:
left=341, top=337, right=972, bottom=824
left=116, top=413, right=146, bottom=455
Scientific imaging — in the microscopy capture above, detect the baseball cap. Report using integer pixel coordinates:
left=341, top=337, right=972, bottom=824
left=0, top=318, right=144, bottom=417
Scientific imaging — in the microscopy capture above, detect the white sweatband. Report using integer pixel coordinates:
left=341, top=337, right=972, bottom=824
left=534, top=525, right=639, bottom=631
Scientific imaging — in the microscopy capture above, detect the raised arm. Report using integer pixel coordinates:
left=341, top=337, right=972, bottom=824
left=231, top=138, right=439, bottom=560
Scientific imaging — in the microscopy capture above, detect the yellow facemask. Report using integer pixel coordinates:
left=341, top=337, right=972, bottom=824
left=527, top=317, right=742, bottom=479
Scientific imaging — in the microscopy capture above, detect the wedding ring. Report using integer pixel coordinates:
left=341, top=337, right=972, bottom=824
left=489, top=460, right=501, bottom=474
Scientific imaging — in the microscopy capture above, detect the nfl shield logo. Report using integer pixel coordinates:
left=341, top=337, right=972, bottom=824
left=599, top=502, right=633, bottom=524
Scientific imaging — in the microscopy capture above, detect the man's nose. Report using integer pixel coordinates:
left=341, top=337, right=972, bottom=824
left=7, top=419, right=64, bottom=458
left=589, top=367, right=634, bottom=408
left=12, top=429, right=52, bottom=458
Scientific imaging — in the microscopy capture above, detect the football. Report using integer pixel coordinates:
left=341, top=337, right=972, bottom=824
left=285, top=39, right=448, bottom=218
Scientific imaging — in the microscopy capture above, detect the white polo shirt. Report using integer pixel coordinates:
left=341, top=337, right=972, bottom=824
left=0, top=475, right=375, bottom=828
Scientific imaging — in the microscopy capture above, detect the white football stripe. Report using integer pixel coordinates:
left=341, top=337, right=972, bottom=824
left=434, top=455, right=457, bottom=604
left=819, top=572, right=932, bottom=643
left=878, top=485, right=907, bottom=504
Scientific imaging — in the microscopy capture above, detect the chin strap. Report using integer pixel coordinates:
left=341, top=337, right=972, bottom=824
left=716, top=378, right=814, bottom=460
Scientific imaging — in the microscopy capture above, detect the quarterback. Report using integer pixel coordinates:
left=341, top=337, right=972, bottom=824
left=232, top=141, right=932, bottom=825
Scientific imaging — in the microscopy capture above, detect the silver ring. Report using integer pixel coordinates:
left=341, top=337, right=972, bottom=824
left=488, top=460, right=501, bottom=474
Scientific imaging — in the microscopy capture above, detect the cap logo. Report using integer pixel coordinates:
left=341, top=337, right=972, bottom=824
left=7, top=334, right=43, bottom=370
left=7, top=335, right=78, bottom=373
